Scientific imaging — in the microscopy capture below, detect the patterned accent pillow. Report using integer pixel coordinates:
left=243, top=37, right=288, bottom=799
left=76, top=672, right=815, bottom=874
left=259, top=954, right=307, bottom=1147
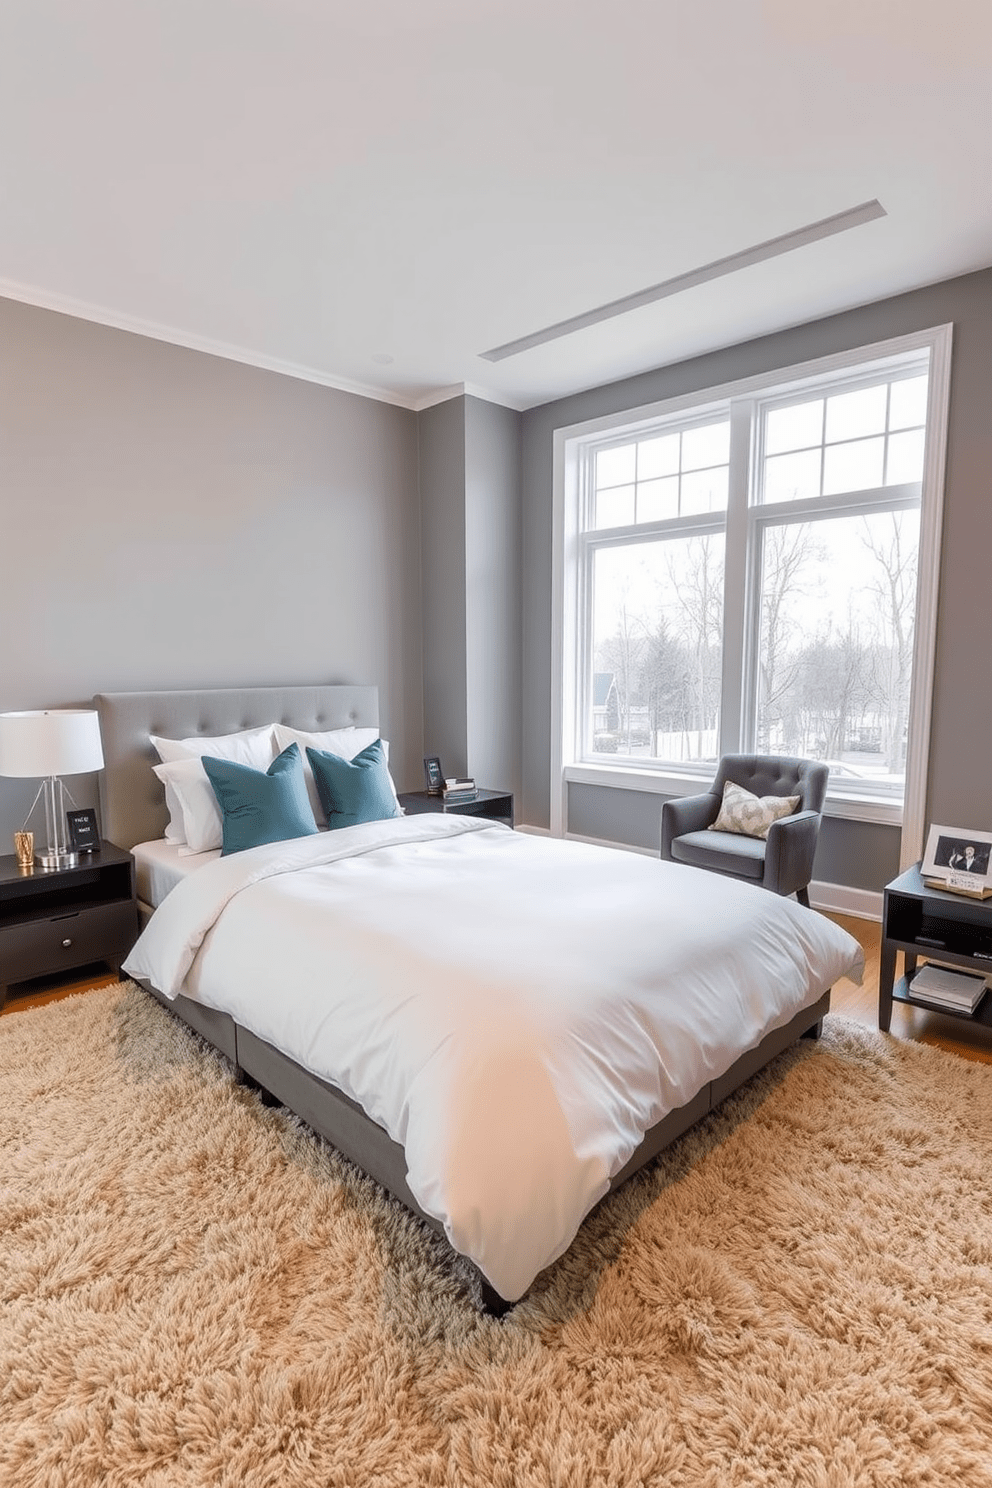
left=708, top=780, right=801, bottom=840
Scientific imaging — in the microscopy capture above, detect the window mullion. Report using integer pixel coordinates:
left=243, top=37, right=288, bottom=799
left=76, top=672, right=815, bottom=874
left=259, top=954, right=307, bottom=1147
left=718, top=398, right=754, bottom=756
left=586, top=511, right=725, bottom=548
left=576, top=528, right=595, bottom=761
left=751, top=482, right=921, bottom=526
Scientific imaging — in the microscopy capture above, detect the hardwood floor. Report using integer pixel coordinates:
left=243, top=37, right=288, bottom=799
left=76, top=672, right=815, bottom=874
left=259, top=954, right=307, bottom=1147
left=0, top=965, right=122, bottom=1016
left=3, top=918, right=992, bottom=1066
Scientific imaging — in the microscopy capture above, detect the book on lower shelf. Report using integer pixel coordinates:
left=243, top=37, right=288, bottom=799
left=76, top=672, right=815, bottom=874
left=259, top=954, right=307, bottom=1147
left=908, top=962, right=988, bottom=1013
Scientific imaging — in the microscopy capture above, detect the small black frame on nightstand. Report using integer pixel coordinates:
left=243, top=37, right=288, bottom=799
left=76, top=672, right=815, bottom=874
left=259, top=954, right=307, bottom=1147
left=423, top=756, right=444, bottom=795
left=66, top=808, right=100, bottom=853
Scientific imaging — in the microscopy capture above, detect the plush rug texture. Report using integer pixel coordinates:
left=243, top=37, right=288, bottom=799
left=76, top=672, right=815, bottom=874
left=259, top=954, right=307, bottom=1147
left=1, top=984, right=991, bottom=1487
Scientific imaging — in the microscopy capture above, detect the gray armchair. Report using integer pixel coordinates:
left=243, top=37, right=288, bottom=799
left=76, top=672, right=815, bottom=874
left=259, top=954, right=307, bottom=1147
left=660, top=754, right=828, bottom=907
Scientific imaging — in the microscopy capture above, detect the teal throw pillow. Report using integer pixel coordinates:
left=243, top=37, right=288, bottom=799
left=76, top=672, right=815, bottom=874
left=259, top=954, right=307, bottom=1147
left=306, top=739, right=402, bottom=831
left=202, top=742, right=319, bottom=856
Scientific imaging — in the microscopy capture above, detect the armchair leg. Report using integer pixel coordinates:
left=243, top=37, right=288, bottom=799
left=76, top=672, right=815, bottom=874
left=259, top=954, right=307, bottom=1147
left=796, top=886, right=811, bottom=908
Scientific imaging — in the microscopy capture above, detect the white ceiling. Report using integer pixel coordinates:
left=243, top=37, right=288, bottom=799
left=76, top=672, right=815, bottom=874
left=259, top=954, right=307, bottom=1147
left=1, top=0, right=989, bottom=412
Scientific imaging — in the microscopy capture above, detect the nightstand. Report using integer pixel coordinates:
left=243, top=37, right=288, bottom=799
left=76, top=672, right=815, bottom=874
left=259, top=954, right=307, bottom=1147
left=0, top=841, right=139, bottom=1009
left=879, top=863, right=992, bottom=1033
left=398, top=788, right=514, bottom=829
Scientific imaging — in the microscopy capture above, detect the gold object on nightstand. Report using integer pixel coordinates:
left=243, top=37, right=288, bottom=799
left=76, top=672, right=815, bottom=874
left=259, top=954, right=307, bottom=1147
left=14, top=831, right=34, bottom=867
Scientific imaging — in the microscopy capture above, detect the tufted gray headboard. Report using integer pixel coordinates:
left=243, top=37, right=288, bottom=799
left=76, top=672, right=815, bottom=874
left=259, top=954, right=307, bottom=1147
left=94, top=684, right=379, bottom=851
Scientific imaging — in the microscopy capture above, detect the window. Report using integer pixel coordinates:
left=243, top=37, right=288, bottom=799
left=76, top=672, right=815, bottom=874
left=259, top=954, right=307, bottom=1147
left=553, top=327, right=951, bottom=843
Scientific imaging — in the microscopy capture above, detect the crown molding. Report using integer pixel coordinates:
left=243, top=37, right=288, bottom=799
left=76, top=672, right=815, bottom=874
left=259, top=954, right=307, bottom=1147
left=0, top=276, right=422, bottom=409
left=0, top=278, right=531, bottom=416
left=410, top=381, right=525, bottom=413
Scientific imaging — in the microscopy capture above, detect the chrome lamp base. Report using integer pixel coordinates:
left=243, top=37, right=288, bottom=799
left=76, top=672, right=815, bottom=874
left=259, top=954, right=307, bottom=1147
left=36, top=847, right=80, bottom=871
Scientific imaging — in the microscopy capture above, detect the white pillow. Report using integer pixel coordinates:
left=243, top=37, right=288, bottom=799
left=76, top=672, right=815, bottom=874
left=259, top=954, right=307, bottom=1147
left=151, top=724, right=276, bottom=768
left=272, top=723, right=397, bottom=825
left=161, top=776, right=188, bottom=844
left=151, top=726, right=276, bottom=843
left=153, top=757, right=225, bottom=856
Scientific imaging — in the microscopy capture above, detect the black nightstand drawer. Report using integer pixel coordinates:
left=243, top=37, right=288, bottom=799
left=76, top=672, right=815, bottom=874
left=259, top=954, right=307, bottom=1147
left=1, top=900, right=138, bottom=987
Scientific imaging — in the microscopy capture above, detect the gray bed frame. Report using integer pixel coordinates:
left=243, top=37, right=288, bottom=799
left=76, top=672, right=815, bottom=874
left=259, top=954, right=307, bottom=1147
left=95, top=684, right=828, bottom=1314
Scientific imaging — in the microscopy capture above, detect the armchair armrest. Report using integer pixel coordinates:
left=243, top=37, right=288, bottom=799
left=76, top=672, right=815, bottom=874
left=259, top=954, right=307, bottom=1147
left=762, top=810, right=821, bottom=897
left=661, top=792, right=720, bottom=860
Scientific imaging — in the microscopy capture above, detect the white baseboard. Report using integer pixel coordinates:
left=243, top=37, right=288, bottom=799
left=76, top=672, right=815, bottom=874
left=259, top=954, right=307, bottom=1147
left=564, top=830, right=657, bottom=856
left=519, top=823, right=656, bottom=856
left=517, top=825, right=883, bottom=921
left=808, top=880, right=882, bottom=922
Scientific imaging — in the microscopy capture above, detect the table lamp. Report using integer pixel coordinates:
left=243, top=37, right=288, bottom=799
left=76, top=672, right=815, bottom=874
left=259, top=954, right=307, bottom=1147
left=0, top=709, right=105, bottom=869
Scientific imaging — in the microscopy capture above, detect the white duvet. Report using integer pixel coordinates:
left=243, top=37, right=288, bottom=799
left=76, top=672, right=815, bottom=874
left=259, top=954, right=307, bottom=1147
left=124, top=814, right=863, bottom=1300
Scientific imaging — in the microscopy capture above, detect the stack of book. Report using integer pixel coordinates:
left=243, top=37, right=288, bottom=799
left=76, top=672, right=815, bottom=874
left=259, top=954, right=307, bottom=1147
left=908, top=963, right=988, bottom=1014
left=442, top=777, right=478, bottom=803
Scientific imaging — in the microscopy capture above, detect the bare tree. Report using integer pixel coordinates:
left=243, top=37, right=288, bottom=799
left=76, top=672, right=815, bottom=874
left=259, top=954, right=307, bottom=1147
left=787, top=617, right=871, bottom=758
left=640, top=617, right=683, bottom=740
left=664, top=536, right=723, bottom=757
left=859, top=512, right=918, bottom=773
left=757, top=524, right=817, bottom=751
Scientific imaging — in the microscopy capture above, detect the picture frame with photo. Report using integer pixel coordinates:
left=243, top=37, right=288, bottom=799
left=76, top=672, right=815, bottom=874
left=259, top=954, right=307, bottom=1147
left=921, top=824, right=992, bottom=898
left=423, top=755, right=444, bottom=795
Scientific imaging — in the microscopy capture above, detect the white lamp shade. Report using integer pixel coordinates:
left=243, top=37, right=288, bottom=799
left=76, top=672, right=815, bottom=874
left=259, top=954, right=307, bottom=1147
left=0, top=709, right=105, bottom=778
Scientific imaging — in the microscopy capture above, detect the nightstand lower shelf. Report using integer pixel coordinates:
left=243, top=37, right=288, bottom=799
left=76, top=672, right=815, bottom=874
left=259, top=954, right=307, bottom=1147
left=890, top=973, right=992, bottom=1027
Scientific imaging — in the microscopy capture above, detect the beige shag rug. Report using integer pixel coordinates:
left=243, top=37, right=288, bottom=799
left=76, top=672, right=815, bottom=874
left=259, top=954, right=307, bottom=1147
left=2, top=985, right=992, bottom=1487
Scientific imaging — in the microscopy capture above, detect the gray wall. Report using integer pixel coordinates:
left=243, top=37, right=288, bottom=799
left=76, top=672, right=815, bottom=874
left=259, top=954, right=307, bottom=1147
left=419, top=394, right=521, bottom=795
left=566, top=783, right=898, bottom=895
left=419, top=397, right=468, bottom=777
left=464, top=396, right=521, bottom=796
left=0, top=297, right=423, bottom=843
left=521, top=267, right=992, bottom=893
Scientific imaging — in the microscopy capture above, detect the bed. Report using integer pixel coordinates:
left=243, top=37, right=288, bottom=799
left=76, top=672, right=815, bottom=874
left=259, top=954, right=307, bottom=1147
left=96, top=684, right=863, bottom=1313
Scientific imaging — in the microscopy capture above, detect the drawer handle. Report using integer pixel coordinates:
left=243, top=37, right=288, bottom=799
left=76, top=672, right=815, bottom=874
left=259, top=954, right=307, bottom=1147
left=61, top=938, right=73, bottom=948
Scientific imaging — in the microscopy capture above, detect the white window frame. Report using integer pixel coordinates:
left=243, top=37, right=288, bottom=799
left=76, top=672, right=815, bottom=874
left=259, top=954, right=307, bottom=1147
left=551, top=324, right=952, bottom=869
